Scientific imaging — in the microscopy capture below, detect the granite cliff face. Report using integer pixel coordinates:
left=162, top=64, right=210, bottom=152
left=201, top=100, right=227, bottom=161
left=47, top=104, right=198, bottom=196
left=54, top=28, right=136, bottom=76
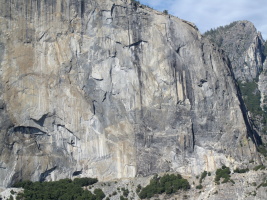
left=204, top=21, right=265, bottom=82
left=0, top=0, right=260, bottom=187
left=204, top=21, right=267, bottom=137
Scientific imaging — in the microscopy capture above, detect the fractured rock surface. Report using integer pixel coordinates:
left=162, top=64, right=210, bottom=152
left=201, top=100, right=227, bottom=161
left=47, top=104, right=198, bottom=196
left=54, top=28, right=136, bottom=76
left=204, top=20, right=265, bottom=82
left=0, top=0, right=260, bottom=187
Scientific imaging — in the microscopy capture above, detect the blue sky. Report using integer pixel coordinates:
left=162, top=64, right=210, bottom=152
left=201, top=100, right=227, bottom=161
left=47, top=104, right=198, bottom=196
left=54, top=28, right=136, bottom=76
left=139, top=0, right=267, bottom=39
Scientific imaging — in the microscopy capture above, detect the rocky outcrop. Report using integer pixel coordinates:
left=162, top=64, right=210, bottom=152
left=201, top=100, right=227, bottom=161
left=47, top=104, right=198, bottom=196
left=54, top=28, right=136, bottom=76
left=0, top=0, right=259, bottom=187
left=204, top=20, right=265, bottom=82
left=259, top=60, right=267, bottom=111
left=204, top=21, right=267, bottom=137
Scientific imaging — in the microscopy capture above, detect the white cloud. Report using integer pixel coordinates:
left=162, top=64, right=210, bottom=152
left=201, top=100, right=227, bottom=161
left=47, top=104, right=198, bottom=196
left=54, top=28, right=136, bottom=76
left=140, top=0, right=267, bottom=39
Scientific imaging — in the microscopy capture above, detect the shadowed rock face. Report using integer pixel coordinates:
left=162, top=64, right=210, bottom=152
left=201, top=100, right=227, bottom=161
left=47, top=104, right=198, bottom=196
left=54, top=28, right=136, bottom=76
left=0, top=0, right=259, bottom=187
left=204, top=21, right=267, bottom=138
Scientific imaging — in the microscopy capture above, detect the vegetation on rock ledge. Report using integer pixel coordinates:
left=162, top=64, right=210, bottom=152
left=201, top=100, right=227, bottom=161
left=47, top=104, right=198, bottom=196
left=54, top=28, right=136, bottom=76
left=234, top=168, right=249, bottom=173
left=215, top=166, right=232, bottom=184
left=13, top=177, right=105, bottom=200
left=199, top=171, right=207, bottom=184
left=138, top=174, right=190, bottom=199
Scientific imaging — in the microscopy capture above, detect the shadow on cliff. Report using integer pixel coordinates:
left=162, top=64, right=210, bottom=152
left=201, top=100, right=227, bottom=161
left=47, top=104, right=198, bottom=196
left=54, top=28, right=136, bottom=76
left=224, top=54, right=263, bottom=147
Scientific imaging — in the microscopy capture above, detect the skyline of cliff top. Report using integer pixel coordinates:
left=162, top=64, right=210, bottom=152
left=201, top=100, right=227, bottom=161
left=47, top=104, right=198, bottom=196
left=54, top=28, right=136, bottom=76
left=139, top=0, right=267, bottom=39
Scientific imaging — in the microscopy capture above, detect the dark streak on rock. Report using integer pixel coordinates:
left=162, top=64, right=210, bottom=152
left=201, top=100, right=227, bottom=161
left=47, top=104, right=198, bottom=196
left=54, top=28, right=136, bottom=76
left=39, top=166, right=57, bottom=182
left=81, top=0, right=85, bottom=18
left=14, top=126, right=47, bottom=135
left=111, top=4, right=115, bottom=16
left=125, top=40, right=148, bottom=48
left=31, top=114, right=49, bottom=127
left=72, top=170, right=82, bottom=176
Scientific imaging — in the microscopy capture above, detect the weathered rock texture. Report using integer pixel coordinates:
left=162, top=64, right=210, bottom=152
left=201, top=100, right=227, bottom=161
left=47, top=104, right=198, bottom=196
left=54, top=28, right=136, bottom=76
left=204, top=20, right=266, bottom=82
left=259, top=59, right=267, bottom=112
left=0, top=0, right=260, bottom=187
left=204, top=21, right=267, bottom=138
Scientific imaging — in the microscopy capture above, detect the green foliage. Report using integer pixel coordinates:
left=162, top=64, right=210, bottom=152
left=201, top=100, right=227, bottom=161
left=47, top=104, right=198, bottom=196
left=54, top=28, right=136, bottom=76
left=238, top=81, right=263, bottom=115
left=248, top=191, right=257, bottom=196
left=204, top=22, right=237, bottom=34
left=13, top=178, right=105, bottom=200
left=13, top=180, right=33, bottom=189
left=264, top=41, right=267, bottom=58
left=138, top=174, right=190, bottom=199
left=94, top=188, right=105, bottom=200
left=121, top=188, right=129, bottom=197
left=237, top=80, right=267, bottom=135
left=253, top=165, right=266, bottom=171
left=130, top=0, right=140, bottom=4
left=238, top=81, right=267, bottom=136
left=16, top=192, right=24, bottom=200
left=199, top=171, right=207, bottom=184
left=258, top=145, right=267, bottom=157
left=120, top=196, right=128, bottom=200
left=214, top=166, right=231, bottom=184
left=252, top=191, right=257, bottom=196
left=136, top=184, right=142, bottom=193
left=73, top=177, right=98, bottom=187
left=163, top=10, right=168, bottom=15
left=203, top=21, right=238, bottom=47
left=204, top=23, right=267, bottom=136
left=233, top=168, right=249, bottom=173
left=257, top=178, right=267, bottom=188
left=196, top=185, right=203, bottom=189
left=8, top=195, right=14, bottom=200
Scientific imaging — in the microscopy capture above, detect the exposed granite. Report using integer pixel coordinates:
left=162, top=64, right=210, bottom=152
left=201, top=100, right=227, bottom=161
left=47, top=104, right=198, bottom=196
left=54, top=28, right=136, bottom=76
left=0, top=0, right=260, bottom=188
left=204, top=20, right=265, bottom=82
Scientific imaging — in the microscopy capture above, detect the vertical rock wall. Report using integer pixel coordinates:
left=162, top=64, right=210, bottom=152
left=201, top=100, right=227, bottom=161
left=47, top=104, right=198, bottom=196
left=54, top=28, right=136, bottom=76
left=204, top=21, right=267, bottom=137
left=204, top=21, right=265, bottom=82
left=0, top=0, right=258, bottom=187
